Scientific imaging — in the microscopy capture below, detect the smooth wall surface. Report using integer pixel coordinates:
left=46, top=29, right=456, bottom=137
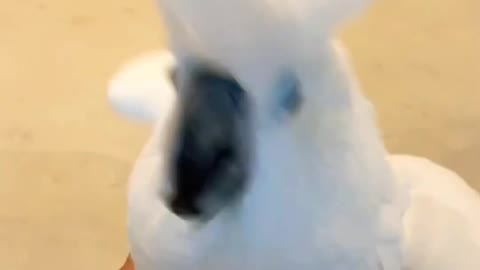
left=0, top=0, right=478, bottom=268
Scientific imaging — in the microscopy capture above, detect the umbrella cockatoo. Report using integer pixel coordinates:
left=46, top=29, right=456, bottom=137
left=109, top=0, right=480, bottom=269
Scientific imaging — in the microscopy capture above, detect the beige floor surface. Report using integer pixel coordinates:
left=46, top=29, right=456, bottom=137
left=0, top=0, right=478, bottom=269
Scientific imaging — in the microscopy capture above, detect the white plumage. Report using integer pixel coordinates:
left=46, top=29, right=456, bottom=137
left=391, top=155, right=480, bottom=270
left=108, top=50, right=176, bottom=123
left=108, top=0, right=480, bottom=269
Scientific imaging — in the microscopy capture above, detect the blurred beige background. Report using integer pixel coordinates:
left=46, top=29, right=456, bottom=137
left=0, top=0, right=478, bottom=269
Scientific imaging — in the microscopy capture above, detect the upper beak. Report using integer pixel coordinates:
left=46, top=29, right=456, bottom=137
left=167, top=64, right=251, bottom=220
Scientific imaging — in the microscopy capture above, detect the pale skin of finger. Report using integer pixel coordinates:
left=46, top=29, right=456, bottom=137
left=120, top=254, right=135, bottom=270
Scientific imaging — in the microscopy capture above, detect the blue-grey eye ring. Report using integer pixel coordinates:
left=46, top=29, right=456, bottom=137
left=273, top=71, right=302, bottom=120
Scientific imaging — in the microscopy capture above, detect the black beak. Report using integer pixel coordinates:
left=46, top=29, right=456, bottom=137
left=167, top=64, right=251, bottom=220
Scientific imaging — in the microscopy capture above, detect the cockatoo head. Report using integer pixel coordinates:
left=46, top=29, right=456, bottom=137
left=159, top=0, right=372, bottom=221
left=110, top=0, right=372, bottom=222
left=165, top=55, right=312, bottom=221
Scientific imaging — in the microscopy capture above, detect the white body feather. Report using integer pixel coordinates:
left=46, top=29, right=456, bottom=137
left=391, top=155, right=480, bottom=270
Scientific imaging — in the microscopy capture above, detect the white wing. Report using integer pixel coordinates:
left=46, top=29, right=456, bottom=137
left=108, top=50, right=177, bottom=123
left=390, top=155, right=480, bottom=270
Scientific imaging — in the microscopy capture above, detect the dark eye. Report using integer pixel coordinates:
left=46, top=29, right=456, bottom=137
left=273, top=72, right=303, bottom=120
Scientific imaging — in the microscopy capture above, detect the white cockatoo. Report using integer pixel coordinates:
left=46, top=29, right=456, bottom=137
left=109, top=0, right=480, bottom=269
